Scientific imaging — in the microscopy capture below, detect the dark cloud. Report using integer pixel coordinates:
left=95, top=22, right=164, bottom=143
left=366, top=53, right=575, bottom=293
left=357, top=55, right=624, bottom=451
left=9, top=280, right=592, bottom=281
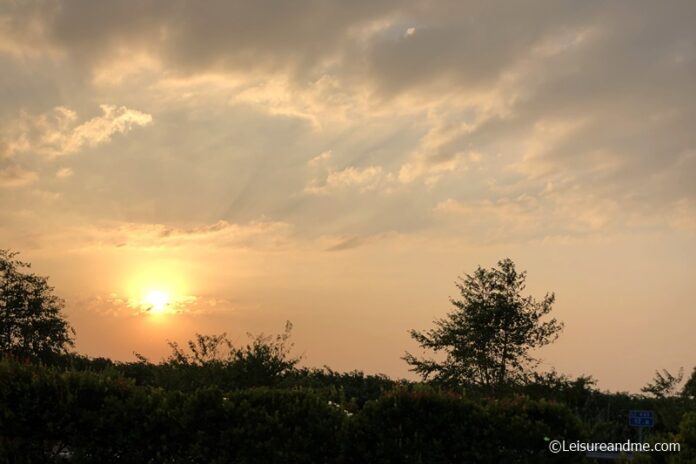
left=325, top=235, right=367, bottom=251
left=3, top=0, right=403, bottom=78
left=364, top=1, right=592, bottom=96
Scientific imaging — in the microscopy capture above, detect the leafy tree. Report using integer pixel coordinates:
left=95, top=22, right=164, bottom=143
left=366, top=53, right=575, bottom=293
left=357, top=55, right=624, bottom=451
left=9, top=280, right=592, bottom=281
left=404, top=258, right=563, bottom=392
left=0, top=249, right=74, bottom=362
left=683, top=367, right=696, bottom=399
left=641, top=368, right=684, bottom=398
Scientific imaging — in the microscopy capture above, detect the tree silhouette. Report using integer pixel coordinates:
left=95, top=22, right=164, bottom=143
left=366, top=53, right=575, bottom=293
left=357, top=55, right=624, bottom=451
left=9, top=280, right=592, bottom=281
left=404, top=258, right=563, bottom=392
left=684, top=367, right=696, bottom=399
left=0, top=249, right=74, bottom=362
left=641, top=368, right=684, bottom=398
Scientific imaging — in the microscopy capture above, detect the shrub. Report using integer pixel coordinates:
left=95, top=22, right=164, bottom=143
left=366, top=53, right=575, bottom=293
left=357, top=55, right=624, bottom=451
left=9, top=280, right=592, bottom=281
left=343, top=390, right=584, bottom=464
left=0, top=359, right=346, bottom=463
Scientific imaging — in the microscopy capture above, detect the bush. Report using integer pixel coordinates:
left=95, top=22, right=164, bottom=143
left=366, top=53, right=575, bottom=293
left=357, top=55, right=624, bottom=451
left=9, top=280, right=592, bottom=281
left=343, top=390, right=585, bottom=464
left=9, top=359, right=663, bottom=464
left=0, top=359, right=346, bottom=463
left=175, top=388, right=347, bottom=464
left=676, top=412, right=696, bottom=463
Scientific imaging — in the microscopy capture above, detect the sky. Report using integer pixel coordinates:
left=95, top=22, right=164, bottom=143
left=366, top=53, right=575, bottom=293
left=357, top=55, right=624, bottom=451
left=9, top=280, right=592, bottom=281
left=1, top=0, right=695, bottom=392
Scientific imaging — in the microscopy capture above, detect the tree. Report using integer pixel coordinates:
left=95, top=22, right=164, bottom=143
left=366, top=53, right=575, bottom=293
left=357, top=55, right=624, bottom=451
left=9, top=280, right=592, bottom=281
left=404, top=258, right=563, bottom=392
left=0, top=249, right=74, bottom=361
left=641, top=368, right=684, bottom=398
left=684, top=367, right=696, bottom=399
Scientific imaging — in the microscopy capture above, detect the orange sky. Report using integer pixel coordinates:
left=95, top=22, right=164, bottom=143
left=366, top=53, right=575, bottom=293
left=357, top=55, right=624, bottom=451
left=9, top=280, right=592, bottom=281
left=1, top=0, right=695, bottom=392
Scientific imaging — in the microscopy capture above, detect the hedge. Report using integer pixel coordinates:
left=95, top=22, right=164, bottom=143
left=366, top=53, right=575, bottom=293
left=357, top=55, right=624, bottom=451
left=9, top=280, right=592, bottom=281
left=1, top=359, right=585, bottom=463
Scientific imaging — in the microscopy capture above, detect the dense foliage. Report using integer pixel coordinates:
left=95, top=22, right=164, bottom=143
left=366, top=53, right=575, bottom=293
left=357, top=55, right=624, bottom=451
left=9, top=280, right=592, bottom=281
left=0, top=358, right=590, bottom=464
left=0, top=250, right=74, bottom=362
left=0, top=358, right=344, bottom=463
left=683, top=368, right=696, bottom=399
left=343, top=390, right=584, bottom=463
left=2, top=358, right=694, bottom=463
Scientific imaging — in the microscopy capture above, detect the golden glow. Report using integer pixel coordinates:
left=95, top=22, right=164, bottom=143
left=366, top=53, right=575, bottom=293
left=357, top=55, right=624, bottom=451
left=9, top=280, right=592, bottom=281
left=123, top=261, right=192, bottom=317
left=143, top=290, right=170, bottom=313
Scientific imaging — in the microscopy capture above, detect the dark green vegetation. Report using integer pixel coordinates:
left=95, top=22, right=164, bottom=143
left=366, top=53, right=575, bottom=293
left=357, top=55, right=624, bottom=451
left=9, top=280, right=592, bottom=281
left=2, top=357, right=696, bottom=463
left=1, top=250, right=695, bottom=463
left=0, top=250, right=74, bottom=363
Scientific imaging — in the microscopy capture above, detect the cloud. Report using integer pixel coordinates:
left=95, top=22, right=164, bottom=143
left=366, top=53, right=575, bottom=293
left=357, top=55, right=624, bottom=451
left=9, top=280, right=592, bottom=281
left=434, top=195, right=544, bottom=239
left=306, top=165, right=387, bottom=194
left=0, top=164, right=37, bottom=188
left=433, top=184, right=663, bottom=244
left=0, top=0, right=402, bottom=79
left=3, top=105, right=152, bottom=157
left=398, top=151, right=476, bottom=185
left=670, top=198, right=696, bottom=232
left=62, top=220, right=293, bottom=251
left=78, top=292, right=234, bottom=317
left=0, top=0, right=695, bottom=244
left=308, top=150, right=332, bottom=167
left=55, top=167, right=73, bottom=178
left=324, top=235, right=368, bottom=252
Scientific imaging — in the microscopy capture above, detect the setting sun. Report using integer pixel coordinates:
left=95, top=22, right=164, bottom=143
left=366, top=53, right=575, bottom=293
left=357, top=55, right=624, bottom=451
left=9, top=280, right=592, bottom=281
left=143, top=290, right=170, bottom=314
left=122, top=261, right=193, bottom=317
